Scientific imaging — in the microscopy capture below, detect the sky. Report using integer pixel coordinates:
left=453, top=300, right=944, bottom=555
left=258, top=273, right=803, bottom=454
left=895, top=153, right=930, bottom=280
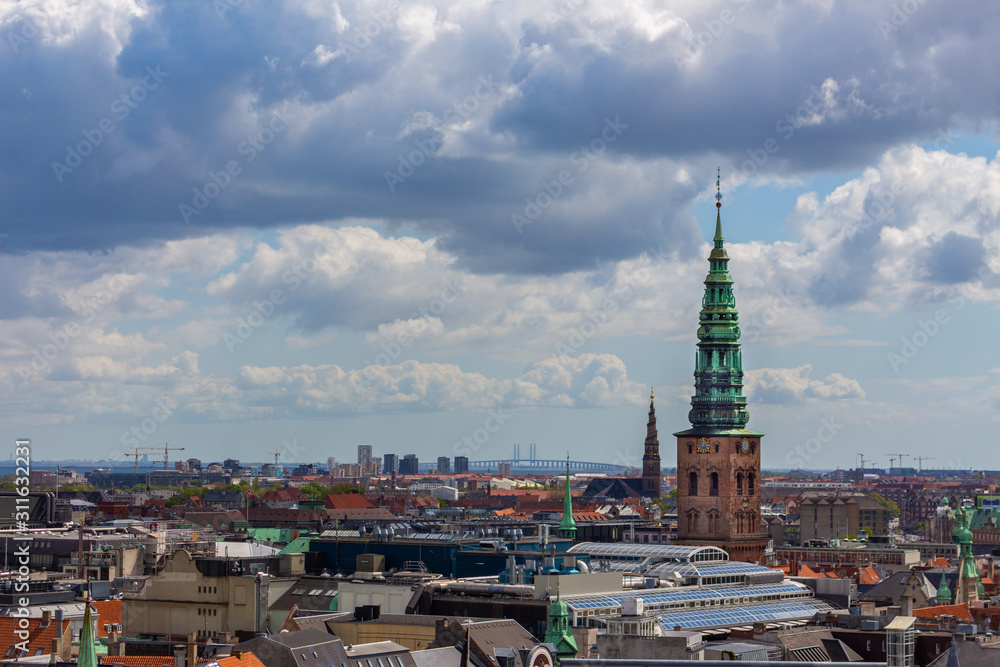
left=2, top=0, right=999, bottom=473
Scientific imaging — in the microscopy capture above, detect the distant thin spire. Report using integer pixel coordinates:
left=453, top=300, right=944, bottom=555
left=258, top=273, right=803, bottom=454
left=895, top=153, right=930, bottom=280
left=714, top=167, right=724, bottom=245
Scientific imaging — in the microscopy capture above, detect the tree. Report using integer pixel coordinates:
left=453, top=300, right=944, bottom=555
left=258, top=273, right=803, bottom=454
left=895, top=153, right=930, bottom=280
left=869, top=491, right=900, bottom=519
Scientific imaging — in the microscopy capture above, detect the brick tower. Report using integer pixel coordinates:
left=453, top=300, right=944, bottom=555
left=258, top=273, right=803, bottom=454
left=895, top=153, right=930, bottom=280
left=642, top=389, right=661, bottom=497
left=673, top=171, right=767, bottom=563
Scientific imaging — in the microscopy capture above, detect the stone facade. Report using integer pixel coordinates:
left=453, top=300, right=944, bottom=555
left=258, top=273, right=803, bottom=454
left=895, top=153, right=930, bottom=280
left=675, top=433, right=766, bottom=562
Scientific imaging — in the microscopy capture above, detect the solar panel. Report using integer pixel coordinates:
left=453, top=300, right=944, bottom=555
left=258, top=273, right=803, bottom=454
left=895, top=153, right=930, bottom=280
left=567, top=542, right=729, bottom=563
left=564, top=582, right=812, bottom=612
left=656, top=600, right=835, bottom=630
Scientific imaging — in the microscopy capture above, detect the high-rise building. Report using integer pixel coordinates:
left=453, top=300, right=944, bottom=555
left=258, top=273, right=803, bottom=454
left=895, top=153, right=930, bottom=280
left=357, top=444, right=372, bottom=468
left=383, top=453, right=398, bottom=475
left=673, top=176, right=767, bottom=564
left=454, top=456, right=469, bottom=474
left=498, top=461, right=511, bottom=477
left=327, top=456, right=338, bottom=474
left=642, top=390, right=661, bottom=498
left=437, top=456, right=451, bottom=474
left=399, top=454, right=419, bottom=475
left=187, top=458, right=202, bottom=471
left=223, top=458, right=241, bottom=473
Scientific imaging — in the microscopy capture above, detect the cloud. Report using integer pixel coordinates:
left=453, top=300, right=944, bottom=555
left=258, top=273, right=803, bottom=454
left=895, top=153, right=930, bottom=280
left=746, top=365, right=865, bottom=404
left=3, top=0, right=998, bottom=277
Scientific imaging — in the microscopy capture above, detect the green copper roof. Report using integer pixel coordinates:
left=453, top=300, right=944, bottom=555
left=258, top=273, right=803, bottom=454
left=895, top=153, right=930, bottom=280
left=937, top=579, right=952, bottom=601
left=79, top=602, right=98, bottom=667
left=559, top=456, right=576, bottom=539
left=544, top=592, right=578, bottom=661
left=677, top=179, right=756, bottom=436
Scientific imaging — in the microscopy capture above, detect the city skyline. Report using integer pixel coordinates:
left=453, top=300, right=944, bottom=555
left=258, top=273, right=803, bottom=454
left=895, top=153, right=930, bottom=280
left=2, top=1, right=1000, bottom=470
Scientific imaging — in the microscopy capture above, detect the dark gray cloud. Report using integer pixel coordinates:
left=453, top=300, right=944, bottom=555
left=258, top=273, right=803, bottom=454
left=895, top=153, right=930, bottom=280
left=1, top=0, right=998, bottom=276
left=922, top=232, right=986, bottom=284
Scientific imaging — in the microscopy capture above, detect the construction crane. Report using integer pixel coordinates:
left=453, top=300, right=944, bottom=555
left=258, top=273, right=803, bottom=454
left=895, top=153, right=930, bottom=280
left=857, top=453, right=868, bottom=471
left=888, top=456, right=897, bottom=471
left=267, top=450, right=281, bottom=466
left=891, top=453, right=909, bottom=473
left=915, top=455, right=935, bottom=472
left=125, top=446, right=162, bottom=474
left=157, top=443, right=185, bottom=471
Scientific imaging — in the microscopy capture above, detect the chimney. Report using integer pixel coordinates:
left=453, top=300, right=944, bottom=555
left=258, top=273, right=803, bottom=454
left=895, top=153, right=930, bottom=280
left=174, top=646, right=186, bottom=667
left=50, top=639, right=59, bottom=664
left=187, top=633, right=197, bottom=667
left=790, top=560, right=800, bottom=577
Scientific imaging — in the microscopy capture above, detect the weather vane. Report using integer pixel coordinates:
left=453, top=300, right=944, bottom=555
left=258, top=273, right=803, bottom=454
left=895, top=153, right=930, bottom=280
left=716, top=167, right=722, bottom=208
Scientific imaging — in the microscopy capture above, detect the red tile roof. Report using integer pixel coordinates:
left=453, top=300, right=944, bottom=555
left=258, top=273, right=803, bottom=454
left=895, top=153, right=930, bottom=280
left=215, top=653, right=268, bottom=667
left=325, top=494, right=374, bottom=510
left=0, top=618, right=68, bottom=659
left=100, top=657, right=175, bottom=667
left=913, top=604, right=974, bottom=622
left=856, top=566, right=881, bottom=586
left=91, top=600, right=123, bottom=638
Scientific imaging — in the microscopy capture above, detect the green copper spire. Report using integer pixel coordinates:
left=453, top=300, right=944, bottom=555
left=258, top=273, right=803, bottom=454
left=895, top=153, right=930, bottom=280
left=937, top=578, right=952, bottom=602
left=678, top=171, right=755, bottom=435
left=559, top=454, right=576, bottom=539
left=79, top=601, right=97, bottom=667
left=951, top=502, right=981, bottom=603
left=544, top=589, right=578, bottom=663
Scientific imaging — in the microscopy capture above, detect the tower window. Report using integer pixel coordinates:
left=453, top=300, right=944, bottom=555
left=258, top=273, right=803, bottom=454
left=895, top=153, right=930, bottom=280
left=710, top=472, right=719, bottom=496
left=736, top=472, right=743, bottom=496
left=689, top=471, right=699, bottom=496
left=748, top=472, right=756, bottom=496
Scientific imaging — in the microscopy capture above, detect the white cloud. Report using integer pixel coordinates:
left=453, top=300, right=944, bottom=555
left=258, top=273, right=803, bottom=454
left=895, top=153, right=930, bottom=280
left=746, top=365, right=866, bottom=404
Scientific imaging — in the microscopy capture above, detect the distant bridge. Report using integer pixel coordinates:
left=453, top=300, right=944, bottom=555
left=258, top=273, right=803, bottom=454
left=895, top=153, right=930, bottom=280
left=468, top=458, right=631, bottom=475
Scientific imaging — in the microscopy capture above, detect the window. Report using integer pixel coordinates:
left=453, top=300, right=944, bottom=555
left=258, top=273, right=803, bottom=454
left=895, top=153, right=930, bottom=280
left=689, top=471, right=699, bottom=496
left=736, top=472, right=744, bottom=496
left=710, top=472, right=719, bottom=497
left=748, top=472, right=756, bottom=496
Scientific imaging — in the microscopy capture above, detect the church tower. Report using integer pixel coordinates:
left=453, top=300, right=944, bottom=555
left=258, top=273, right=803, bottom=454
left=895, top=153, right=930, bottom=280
left=642, top=389, right=661, bottom=497
left=673, top=172, right=767, bottom=563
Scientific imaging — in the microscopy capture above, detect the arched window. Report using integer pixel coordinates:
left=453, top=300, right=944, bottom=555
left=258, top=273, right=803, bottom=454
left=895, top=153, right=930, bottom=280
left=710, top=472, right=719, bottom=496
left=689, top=471, right=699, bottom=496
left=748, top=472, right=756, bottom=496
left=687, top=512, right=697, bottom=533
left=736, top=472, right=744, bottom=496
left=688, top=444, right=693, bottom=454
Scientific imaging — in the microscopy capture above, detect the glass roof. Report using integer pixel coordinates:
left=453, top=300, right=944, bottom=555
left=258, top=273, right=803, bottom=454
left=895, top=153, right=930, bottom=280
left=567, top=542, right=730, bottom=563
left=565, top=582, right=810, bottom=610
left=646, top=560, right=774, bottom=578
left=656, top=600, right=835, bottom=630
